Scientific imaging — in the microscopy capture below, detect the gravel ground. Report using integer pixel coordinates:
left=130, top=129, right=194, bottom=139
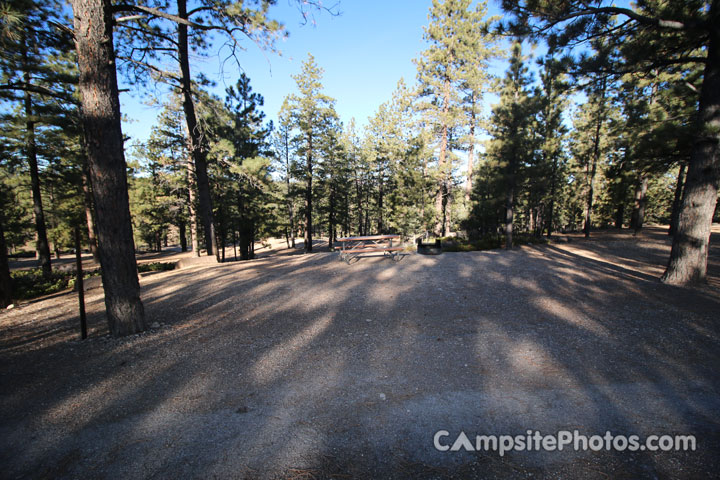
left=1, top=227, right=719, bottom=479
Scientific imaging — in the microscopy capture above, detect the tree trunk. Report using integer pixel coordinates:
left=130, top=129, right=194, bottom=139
left=465, top=97, right=475, bottom=205
left=377, top=177, right=384, bottom=234
left=662, top=11, right=720, bottom=285
left=669, top=163, right=686, bottom=236
left=505, top=165, right=515, bottom=249
left=615, top=202, right=625, bottom=229
left=0, top=210, right=12, bottom=308
left=22, top=51, right=51, bottom=277
left=435, top=77, right=451, bottom=235
left=186, top=156, right=200, bottom=256
left=304, top=134, right=313, bottom=253
left=178, top=218, right=187, bottom=252
left=584, top=78, right=607, bottom=238
left=177, top=0, right=216, bottom=256
left=328, top=188, right=335, bottom=250
left=630, top=173, right=648, bottom=233
left=546, top=154, right=559, bottom=237
left=356, top=176, right=363, bottom=235
left=233, top=229, right=237, bottom=260
left=71, top=0, right=145, bottom=336
left=81, top=162, right=100, bottom=260
left=250, top=221, right=255, bottom=258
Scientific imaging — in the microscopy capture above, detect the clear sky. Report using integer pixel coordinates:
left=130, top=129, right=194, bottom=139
left=119, top=0, right=507, bottom=145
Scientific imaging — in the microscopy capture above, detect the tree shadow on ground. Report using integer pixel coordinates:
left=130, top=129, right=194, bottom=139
left=1, top=231, right=719, bottom=478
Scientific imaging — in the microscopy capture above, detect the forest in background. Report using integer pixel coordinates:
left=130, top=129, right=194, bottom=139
left=0, top=0, right=718, bottom=335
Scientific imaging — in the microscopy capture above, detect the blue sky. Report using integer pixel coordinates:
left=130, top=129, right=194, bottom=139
left=120, top=0, right=507, bottom=145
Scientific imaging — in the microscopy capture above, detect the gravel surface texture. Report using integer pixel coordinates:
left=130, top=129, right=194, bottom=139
left=1, top=227, right=719, bottom=479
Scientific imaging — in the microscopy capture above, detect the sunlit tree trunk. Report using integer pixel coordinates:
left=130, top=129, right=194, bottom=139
left=663, top=15, right=720, bottom=284
left=71, top=0, right=146, bottom=336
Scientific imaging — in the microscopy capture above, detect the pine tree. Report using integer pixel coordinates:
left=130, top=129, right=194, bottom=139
left=535, top=55, right=569, bottom=236
left=414, top=0, right=493, bottom=235
left=0, top=0, right=78, bottom=276
left=285, top=54, right=338, bottom=253
left=498, top=0, right=720, bottom=285
left=486, top=41, right=537, bottom=249
left=71, top=0, right=146, bottom=335
left=273, top=100, right=298, bottom=248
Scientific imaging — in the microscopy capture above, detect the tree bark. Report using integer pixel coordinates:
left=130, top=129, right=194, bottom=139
left=177, top=0, right=216, bottom=256
left=669, top=163, right=686, bottom=236
left=71, top=0, right=146, bottom=336
left=662, top=10, right=720, bottom=284
left=22, top=47, right=52, bottom=277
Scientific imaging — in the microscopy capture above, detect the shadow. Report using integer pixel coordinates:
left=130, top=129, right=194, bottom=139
left=1, top=230, right=719, bottom=478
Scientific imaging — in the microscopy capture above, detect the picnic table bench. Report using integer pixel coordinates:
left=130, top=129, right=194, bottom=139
left=336, top=235, right=403, bottom=264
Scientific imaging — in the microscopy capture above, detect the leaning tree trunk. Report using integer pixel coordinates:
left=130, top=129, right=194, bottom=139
left=22, top=46, right=52, bottom=277
left=662, top=14, right=720, bottom=285
left=71, top=0, right=146, bottom=336
left=177, top=0, right=216, bottom=256
left=0, top=210, right=12, bottom=308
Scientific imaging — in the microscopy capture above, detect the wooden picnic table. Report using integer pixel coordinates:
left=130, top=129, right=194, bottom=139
left=336, top=235, right=403, bottom=263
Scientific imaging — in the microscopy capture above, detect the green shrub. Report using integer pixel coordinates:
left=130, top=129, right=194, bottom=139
left=440, top=233, right=547, bottom=252
left=137, top=262, right=176, bottom=273
left=10, top=268, right=101, bottom=301
left=11, top=269, right=73, bottom=300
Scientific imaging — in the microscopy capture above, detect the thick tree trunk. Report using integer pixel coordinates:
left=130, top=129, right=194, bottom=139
left=23, top=61, right=51, bottom=277
left=81, top=163, right=99, bottom=260
left=663, top=13, right=720, bottom=284
left=0, top=211, right=12, bottom=308
left=669, top=163, right=686, bottom=236
left=71, top=0, right=145, bottom=336
left=304, top=134, right=313, bottom=253
left=177, top=0, right=216, bottom=256
left=630, top=173, right=648, bottom=233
